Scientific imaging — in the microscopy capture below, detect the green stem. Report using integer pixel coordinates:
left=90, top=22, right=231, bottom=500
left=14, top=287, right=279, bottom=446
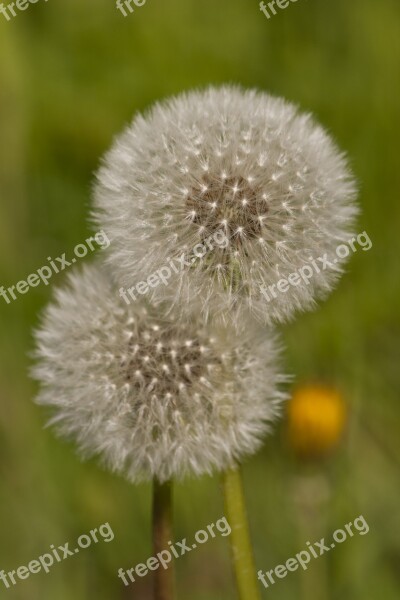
left=293, top=473, right=330, bottom=600
left=222, top=466, right=261, bottom=600
left=152, top=479, right=175, bottom=600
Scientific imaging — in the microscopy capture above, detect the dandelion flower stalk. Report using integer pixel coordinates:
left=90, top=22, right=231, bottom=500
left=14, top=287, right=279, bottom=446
left=222, top=466, right=261, bottom=600
left=292, top=474, right=331, bottom=600
left=32, top=262, right=285, bottom=596
left=153, top=479, right=175, bottom=600
left=92, top=87, right=356, bottom=593
left=288, top=385, right=346, bottom=600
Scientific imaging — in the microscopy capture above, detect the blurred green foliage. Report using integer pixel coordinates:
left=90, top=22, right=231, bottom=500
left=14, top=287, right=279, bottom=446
left=0, top=0, right=399, bottom=598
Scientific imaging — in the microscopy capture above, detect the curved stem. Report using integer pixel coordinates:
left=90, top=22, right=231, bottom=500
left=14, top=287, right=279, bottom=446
left=153, top=479, right=175, bottom=600
left=222, top=466, right=261, bottom=600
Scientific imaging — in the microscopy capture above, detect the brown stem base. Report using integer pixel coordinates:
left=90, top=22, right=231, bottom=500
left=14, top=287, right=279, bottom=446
left=152, top=479, right=175, bottom=600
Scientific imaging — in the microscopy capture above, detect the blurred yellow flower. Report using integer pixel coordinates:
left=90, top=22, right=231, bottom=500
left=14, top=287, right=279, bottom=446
left=287, top=385, right=346, bottom=457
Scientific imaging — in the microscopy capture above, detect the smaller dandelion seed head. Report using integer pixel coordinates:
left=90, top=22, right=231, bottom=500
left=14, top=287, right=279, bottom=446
left=32, top=263, right=286, bottom=483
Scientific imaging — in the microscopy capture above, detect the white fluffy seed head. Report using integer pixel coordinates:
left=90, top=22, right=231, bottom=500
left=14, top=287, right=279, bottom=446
left=32, top=263, right=286, bottom=483
left=93, top=86, right=358, bottom=328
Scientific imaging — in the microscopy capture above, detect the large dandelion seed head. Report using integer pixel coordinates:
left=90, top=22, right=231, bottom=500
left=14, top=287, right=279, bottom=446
left=93, top=86, right=358, bottom=327
left=32, top=263, right=285, bottom=483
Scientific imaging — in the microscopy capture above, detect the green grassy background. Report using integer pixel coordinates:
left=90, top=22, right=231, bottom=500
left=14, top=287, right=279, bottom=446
left=1, top=0, right=399, bottom=598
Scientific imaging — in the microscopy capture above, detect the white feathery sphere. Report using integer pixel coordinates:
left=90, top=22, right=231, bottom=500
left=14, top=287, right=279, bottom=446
left=32, top=263, right=286, bottom=483
left=93, top=86, right=358, bottom=327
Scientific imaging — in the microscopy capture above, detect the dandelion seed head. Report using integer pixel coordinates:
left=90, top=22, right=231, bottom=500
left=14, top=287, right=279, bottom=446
left=32, top=263, right=286, bottom=483
left=93, top=86, right=358, bottom=327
